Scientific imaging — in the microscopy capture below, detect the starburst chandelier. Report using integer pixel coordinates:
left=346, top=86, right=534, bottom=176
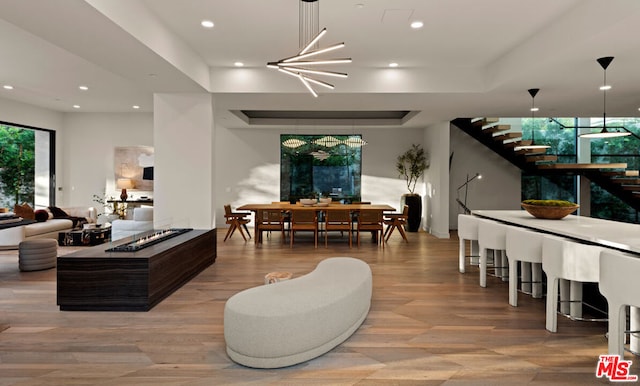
left=267, top=0, right=351, bottom=97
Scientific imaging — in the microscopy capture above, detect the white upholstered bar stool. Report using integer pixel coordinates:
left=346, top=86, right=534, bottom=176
left=599, top=249, right=640, bottom=357
left=505, top=226, right=544, bottom=307
left=542, top=234, right=605, bottom=332
left=477, top=218, right=508, bottom=287
left=457, top=214, right=479, bottom=273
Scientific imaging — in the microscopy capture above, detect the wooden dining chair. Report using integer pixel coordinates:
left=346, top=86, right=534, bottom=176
left=383, top=205, right=409, bottom=242
left=289, top=209, right=318, bottom=248
left=255, top=209, right=286, bottom=244
left=356, top=209, right=384, bottom=248
left=324, top=209, right=352, bottom=248
left=223, top=204, right=251, bottom=242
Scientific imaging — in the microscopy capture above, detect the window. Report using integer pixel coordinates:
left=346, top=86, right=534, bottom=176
left=280, top=134, right=362, bottom=203
left=0, top=121, right=55, bottom=208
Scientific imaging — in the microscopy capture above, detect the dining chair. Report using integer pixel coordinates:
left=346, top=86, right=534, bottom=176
left=289, top=209, right=318, bottom=248
left=383, top=205, right=409, bottom=242
left=457, top=214, right=479, bottom=274
left=255, top=209, right=286, bottom=244
left=599, top=248, right=640, bottom=356
left=357, top=209, right=384, bottom=248
left=223, top=204, right=251, bottom=242
left=477, top=218, right=508, bottom=287
left=324, top=209, right=352, bottom=247
left=505, top=225, right=544, bottom=306
left=542, top=234, right=606, bottom=332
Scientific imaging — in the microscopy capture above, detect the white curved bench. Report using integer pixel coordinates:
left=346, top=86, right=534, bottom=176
left=224, top=257, right=372, bottom=368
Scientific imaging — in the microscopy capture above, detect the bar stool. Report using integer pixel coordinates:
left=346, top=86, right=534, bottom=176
left=599, top=249, right=640, bottom=357
left=477, top=218, right=508, bottom=287
left=505, top=226, right=544, bottom=307
left=457, top=214, right=479, bottom=273
left=542, top=234, right=606, bottom=332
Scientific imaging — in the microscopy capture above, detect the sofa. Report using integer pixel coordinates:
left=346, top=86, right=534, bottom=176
left=0, top=206, right=97, bottom=249
left=110, top=207, right=154, bottom=241
left=224, top=257, right=372, bottom=368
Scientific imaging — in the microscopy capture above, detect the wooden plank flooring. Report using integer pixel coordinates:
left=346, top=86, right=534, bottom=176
left=0, top=229, right=622, bottom=384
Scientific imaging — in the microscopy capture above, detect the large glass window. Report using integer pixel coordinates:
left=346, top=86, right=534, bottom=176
left=280, top=134, right=362, bottom=203
left=0, top=121, right=55, bottom=208
left=518, top=116, right=640, bottom=223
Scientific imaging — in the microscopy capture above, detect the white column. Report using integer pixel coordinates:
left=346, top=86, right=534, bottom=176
left=153, top=93, right=215, bottom=229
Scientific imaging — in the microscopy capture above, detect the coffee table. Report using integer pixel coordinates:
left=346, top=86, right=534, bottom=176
left=58, top=226, right=111, bottom=246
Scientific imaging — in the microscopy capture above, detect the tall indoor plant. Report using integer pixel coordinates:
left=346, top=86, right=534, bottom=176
left=396, top=144, right=429, bottom=232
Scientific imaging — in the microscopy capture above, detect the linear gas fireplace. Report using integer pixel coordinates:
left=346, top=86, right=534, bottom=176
left=106, top=228, right=192, bottom=252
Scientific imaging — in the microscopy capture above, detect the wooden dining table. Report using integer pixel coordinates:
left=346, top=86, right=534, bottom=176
left=237, top=202, right=396, bottom=243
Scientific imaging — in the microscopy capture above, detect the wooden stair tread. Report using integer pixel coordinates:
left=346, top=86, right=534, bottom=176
left=537, top=163, right=628, bottom=170
left=515, top=148, right=548, bottom=155
left=492, top=132, right=522, bottom=142
left=525, top=155, right=558, bottom=162
left=621, top=185, right=640, bottom=191
left=472, top=117, right=499, bottom=127
left=482, top=124, right=511, bottom=134
left=504, top=140, right=532, bottom=149
left=611, top=177, right=640, bottom=184
left=601, top=170, right=639, bottom=177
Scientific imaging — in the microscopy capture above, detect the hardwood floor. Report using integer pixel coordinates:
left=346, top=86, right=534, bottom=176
left=0, top=229, right=620, bottom=385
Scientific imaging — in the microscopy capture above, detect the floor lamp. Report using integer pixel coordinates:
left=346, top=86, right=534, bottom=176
left=456, top=173, right=482, bottom=214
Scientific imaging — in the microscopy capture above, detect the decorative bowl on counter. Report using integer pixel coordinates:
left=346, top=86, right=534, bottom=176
left=521, top=199, right=579, bottom=220
left=299, top=199, right=316, bottom=206
left=319, top=197, right=332, bottom=204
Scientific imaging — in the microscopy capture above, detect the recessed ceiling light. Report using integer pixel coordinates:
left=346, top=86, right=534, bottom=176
left=389, top=62, right=399, bottom=68
left=72, top=105, right=80, bottom=109
left=201, top=20, right=214, bottom=28
left=410, top=21, right=424, bottom=29
left=234, top=62, right=244, bottom=67
left=355, top=4, right=365, bottom=9
left=78, top=85, right=89, bottom=91
left=600, top=85, right=612, bottom=90
left=132, top=105, right=140, bottom=109
left=3, top=85, right=13, bottom=90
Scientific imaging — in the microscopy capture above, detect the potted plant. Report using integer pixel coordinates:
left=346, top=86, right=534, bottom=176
left=396, top=144, right=429, bottom=232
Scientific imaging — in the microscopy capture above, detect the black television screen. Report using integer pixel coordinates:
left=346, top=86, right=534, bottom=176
left=142, top=166, right=154, bottom=180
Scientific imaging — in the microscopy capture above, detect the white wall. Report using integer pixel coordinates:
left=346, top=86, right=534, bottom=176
left=449, top=123, right=522, bottom=229
left=154, top=93, right=215, bottom=229
left=424, top=122, right=451, bottom=238
left=214, top=124, right=425, bottom=228
left=61, top=112, right=153, bottom=209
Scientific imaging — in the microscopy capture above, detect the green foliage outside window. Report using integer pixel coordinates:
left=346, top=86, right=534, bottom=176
left=0, top=125, right=35, bottom=207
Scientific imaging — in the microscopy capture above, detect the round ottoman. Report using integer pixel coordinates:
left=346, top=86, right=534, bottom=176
left=18, top=239, right=58, bottom=271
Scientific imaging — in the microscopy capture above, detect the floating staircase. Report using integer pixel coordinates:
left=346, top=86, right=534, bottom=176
left=452, top=117, right=640, bottom=211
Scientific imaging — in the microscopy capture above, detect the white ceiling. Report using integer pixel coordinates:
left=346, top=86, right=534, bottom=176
left=0, top=0, right=639, bottom=129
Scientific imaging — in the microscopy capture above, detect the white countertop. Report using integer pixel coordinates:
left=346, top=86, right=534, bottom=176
left=472, top=210, right=640, bottom=254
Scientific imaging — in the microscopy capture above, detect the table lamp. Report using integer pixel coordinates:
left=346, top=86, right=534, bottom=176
left=116, top=178, right=134, bottom=201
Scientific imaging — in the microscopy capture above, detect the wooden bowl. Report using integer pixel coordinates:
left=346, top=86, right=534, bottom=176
left=521, top=203, right=579, bottom=220
left=299, top=199, right=316, bottom=206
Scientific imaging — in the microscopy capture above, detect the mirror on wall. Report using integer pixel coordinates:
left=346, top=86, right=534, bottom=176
left=280, top=134, right=363, bottom=203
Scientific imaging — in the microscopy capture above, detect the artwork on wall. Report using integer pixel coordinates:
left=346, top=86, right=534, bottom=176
left=280, top=134, right=362, bottom=203
left=114, top=146, right=154, bottom=191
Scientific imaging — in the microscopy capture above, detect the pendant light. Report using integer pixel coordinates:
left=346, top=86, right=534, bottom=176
left=514, top=88, right=550, bottom=151
left=267, top=0, right=351, bottom=97
left=580, top=56, right=631, bottom=138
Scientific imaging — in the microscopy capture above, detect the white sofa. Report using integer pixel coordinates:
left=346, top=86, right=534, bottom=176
left=0, top=207, right=97, bottom=249
left=110, top=207, right=154, bottom=241
left=224, top=257, right=372, bottom=368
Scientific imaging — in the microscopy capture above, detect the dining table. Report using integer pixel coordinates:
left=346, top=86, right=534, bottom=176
left=237, top=202, right=396, bottom=243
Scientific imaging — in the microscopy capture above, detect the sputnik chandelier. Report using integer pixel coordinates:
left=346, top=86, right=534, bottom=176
left=267, top=0, right=351, bottom=97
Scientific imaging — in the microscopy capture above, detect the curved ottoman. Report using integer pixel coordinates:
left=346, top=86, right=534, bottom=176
left=18, top=239, right=57, bottom=271
left=224, top=257, right=372, bottom=368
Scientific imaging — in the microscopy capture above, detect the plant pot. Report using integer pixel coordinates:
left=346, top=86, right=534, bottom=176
left=401, top=194, right=422, bottom=232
